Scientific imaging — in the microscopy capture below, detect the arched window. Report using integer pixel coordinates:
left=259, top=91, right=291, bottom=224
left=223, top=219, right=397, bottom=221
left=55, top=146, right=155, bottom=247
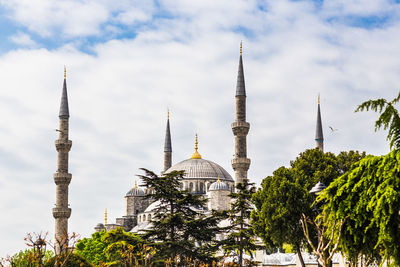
left=143, top=214, right=147, bottom=221
left=200, top=182, right=204, bottom=193
left=148, top=214, right=151, bottom=221
left=189, top=182, right=193, bottom=192
left=180, top=183, right=183, bottom=189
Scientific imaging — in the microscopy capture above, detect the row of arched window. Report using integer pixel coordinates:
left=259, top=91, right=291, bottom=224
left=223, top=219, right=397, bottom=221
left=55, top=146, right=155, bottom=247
left=138, top=213, right=151, bottom=223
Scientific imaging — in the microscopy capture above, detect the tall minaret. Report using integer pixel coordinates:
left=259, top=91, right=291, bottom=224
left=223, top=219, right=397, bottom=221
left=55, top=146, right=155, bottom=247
left=231, top=43, right=251, bottom=187
left=315, top=94, right=324, bottom=152
left=53, top=67, right=72, bottom=254
left=163, top=110, right=172, bottom=172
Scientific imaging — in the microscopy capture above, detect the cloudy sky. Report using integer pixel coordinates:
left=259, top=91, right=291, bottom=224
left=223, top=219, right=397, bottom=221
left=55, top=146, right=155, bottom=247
left=0, top=0, right=399, bottom=257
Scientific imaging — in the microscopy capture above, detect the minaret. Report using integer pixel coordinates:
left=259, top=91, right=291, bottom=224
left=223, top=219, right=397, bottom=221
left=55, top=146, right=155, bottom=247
left=231, top=43, right=251, bottom=187
left=163, top=110, right=172, bottom=172
left=52, top=67, right=72, bottom=254
left=315, top=94, right=324, bottom=152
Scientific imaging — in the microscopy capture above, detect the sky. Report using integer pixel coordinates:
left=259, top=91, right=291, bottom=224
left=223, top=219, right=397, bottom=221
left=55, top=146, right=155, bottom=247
left=0, top=0, right=399, bottom=257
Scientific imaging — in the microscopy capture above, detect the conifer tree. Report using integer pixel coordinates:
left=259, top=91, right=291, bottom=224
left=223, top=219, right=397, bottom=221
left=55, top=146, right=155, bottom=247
left=138, top=168, right=223, bottom=266
left=222, top=181, right=262, bottom=267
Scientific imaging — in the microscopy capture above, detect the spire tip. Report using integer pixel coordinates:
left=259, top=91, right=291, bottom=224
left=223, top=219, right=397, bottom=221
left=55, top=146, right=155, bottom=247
left=190, top=134, right=202, bottom=159
left=64, top=66, right=66, bottom=79
left=240, top=41, right=242, bottom=56
left=105, top=208, right=108, bottom=225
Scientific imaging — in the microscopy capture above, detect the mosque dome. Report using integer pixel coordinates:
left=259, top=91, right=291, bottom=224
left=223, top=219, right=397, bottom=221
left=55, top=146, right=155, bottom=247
left=209, top=179, right=229, bottom=191
left=125, top=182, right=145, bottom=197
left=165, top=134, right=233, bottom=181
left=165, top=158, right=233, bottom=181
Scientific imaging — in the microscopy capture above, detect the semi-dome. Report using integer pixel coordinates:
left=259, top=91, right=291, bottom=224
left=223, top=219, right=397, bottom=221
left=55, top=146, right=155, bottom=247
left=125, top=182, right=145, bottom=197
left=165, top=158, right=233, bottom=181
left=209, top=179, right=229, bottom=191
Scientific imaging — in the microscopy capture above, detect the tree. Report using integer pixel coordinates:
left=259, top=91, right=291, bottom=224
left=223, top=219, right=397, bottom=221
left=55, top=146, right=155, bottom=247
left=317, top=92, right=400, bottom=265
left=320, top=151, right=400, bottom=265
left=138, top=168, right=224, bottom=265
left=251, top=149, right=365, bottom=267
left=75, top=227, right=152, bottom=266
left=223, top=181, right=262, bottom=267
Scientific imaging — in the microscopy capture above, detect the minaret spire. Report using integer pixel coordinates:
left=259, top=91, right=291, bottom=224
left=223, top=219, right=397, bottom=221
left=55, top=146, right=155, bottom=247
left=59, top=67, right=69, bottom=119
left=163, top=110, right=172, bottom=172
left=53, top=67, right=72, bottom=254
left=190, top=134, right=202, bottom=159
left=315, top=94, right=324, bottom=152
left=232, top=43, right=251, bottom=187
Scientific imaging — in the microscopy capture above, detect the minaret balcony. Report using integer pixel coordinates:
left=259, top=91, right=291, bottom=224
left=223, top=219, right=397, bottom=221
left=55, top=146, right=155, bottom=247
left=231, top=158, right=251, bottom=170
left=55, top=140, right=72, bottom=151
left=54, top=173, right=72, bottom=185
left=231, top=121, right=250, bottom=135
left=52, top=207, right=71, bottom=219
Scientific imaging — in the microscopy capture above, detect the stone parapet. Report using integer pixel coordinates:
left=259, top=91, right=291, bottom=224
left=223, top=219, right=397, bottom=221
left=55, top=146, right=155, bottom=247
left=54, top=173, right=72, bottom=185
left=52, top=207, right=71, bottom=219
left=55, top=140, right=72, bottom=151
left=231, top=121, right=250, bottom=135
left=231, top=157, right=251, bottom=171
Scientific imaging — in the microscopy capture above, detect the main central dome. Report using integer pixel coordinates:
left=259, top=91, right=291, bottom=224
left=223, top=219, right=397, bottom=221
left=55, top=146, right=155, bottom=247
left=165, top=158, right=233, bottom=181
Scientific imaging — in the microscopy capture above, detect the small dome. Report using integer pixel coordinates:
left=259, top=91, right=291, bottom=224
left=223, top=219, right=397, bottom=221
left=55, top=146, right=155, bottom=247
left=96, top=223, right=104, bottom=228
left=209, top=180, right=229, bottom=191
left=144, top=200, right=162, bottom=213
left=126, top=187, right=145, bottom=197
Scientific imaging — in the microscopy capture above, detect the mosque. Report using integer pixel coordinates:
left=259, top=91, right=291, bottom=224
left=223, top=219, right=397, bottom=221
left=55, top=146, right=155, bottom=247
left=91, top=43, right=324, bottom=234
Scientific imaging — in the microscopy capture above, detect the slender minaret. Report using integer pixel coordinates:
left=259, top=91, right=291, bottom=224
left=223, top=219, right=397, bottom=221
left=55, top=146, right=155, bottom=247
left=315, top=94, right=324, bottom=152
left=163, top=110, right=172, bottom=172
left=53, top=67, right=72, bottom=254
left=231, top=43, right=251, bottom=187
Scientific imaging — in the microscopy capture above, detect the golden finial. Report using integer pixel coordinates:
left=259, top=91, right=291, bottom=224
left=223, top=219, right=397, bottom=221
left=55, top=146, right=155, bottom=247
left=105, top=208, right=108, bottom=225
left=240, top=42, right=242, bottom=56
left=318, top=94, right=320, bottom=105
left=217, top=176, right=221, bottom=182
left=64, top=66, right=66, bottom=79
left=134, top=180, right=138, bottom=189
left=167, top=109, right=170, bottom=120
left=190, top=134, right=202, bottom=159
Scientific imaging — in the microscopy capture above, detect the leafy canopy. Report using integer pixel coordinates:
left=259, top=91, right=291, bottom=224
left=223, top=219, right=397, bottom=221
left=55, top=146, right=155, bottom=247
left=252, top=149, right=365, bottom=260
left=319, top=150, right=400, bottom=265
left=355, top=91, right=400, bottom=150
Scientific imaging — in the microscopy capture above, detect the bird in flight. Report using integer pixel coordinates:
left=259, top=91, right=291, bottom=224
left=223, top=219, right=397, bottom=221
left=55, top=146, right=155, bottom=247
left=329, top=126, right=338, bottom=132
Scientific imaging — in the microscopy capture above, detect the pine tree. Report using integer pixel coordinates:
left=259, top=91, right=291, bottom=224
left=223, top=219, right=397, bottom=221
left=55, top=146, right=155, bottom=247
left=223, top=181, right=262, bottom=267
left=138, top=168, right=224, bottom=265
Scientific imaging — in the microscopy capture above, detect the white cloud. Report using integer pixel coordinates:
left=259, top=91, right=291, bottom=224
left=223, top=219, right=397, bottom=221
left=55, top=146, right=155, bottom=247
left=9, top=31, right=37, bottom=47
left=0, top=0, right=155, bottom=38
left=0, top=0, right=399, bottom=259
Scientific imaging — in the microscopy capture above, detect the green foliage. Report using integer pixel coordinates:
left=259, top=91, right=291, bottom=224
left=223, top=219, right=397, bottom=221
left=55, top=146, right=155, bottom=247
left=223, top=181, right=263, bottom=267
left=355, top=91, right=400, bottom=150
left=75, top=231, right=108, bottom=264
left=251, top=149, right=365, bottom=264
left=138, top=168, right=224, bottom=265
left=320, top=150, right=400, bottom=265
left=44, top=252, right=92, bottom=267
left=6, top=249, right=54, bottom=267
left=75, top=227, right=150, bottom=266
